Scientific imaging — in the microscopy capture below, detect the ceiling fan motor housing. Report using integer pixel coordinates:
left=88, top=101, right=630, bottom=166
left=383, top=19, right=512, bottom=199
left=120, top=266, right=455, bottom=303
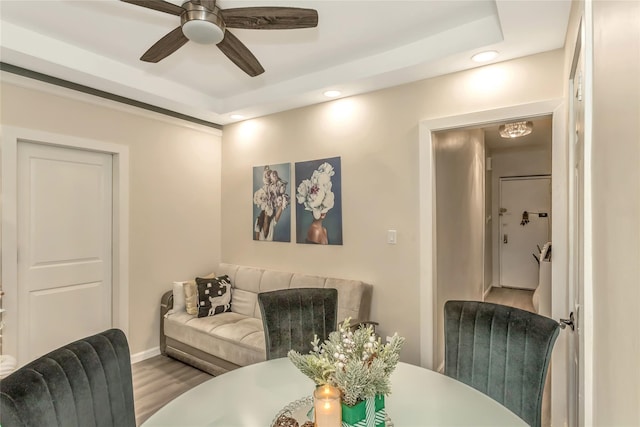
left=181, top=2, right=226, bottom=44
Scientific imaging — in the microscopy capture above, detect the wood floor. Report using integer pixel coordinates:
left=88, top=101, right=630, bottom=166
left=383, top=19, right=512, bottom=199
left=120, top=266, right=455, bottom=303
left=132, top=354, right=212, bottom=426
left=132, top=288, right=539, bottom=426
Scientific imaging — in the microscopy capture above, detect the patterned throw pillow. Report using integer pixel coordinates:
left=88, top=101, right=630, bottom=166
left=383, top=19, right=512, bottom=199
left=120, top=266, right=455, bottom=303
left=195, top=275, right=232, bottom=318
left=184, top=272, right=216, bottom=315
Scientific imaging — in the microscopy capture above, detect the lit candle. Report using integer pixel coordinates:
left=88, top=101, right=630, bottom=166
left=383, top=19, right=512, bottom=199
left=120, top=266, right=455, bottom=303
left=313, top=385, right=341, bottom=427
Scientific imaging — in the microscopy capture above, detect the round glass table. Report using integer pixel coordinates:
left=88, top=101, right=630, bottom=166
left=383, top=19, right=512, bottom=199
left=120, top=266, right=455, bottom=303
left=142, top=357, right=526, bottom=426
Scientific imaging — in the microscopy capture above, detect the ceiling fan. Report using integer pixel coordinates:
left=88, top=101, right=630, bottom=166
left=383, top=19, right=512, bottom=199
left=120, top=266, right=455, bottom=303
left=121, top=0, right=318, bottom=77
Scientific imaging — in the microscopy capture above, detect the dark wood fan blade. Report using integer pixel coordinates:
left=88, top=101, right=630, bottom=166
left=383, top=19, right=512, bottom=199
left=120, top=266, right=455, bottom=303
left=120, top=0, right=184, bottom=16
left=217, top=31, right=264, bottom=77
left=141, top=27, right=188, bottom=63
left=221, top=7, right=318, bottom=29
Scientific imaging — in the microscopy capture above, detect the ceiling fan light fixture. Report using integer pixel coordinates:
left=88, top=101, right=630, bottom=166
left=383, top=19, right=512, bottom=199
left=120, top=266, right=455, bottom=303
left=182, top=20, right=224, bottom=44
left=499, top=121, right=533, bottom=138
left=181, top=3, right=225, bottom=44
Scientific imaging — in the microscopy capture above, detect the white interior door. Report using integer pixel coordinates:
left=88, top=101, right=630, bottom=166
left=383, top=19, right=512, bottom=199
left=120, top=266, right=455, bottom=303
left=567, top=29, right=586, bottom=427
left=499, top=177, right=551, bottom=289
left=17, top=142, right=113, bottom=364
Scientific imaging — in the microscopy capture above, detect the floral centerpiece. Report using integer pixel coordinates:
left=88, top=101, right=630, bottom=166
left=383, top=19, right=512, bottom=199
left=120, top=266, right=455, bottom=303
left=288, top=318, right=405, bottom=427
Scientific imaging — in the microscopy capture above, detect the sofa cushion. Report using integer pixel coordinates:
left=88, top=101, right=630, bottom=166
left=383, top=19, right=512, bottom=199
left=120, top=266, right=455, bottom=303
left=231, top=288, right=257, bottom=318
left=327, top=278, right=372, bottom=322
left=164, top=312, right=265, bottom=367
left=260, top=270, right=294, bottom=292
left=218, top=262, right=372, bottom=321
left=235, top=266, right=264, bottom=294
left=196, top=276, right=232, bottom=318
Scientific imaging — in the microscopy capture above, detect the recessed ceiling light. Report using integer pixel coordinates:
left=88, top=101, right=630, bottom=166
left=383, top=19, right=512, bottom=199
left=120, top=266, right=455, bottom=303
left=323, top=90, right=341, bottom=98
left=230, top=114, right=245, bottom=120
left=471, top=50, right=499, bottom=63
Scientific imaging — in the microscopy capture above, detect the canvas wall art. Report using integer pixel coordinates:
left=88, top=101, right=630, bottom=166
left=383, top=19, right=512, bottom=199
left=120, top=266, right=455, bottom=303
left=295, top=157, right=343, bottom=245
left=253, top=163, right=291, bottom=242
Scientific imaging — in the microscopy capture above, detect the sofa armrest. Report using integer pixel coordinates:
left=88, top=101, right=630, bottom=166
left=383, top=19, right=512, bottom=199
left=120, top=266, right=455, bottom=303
left=161, top=290, right=174, bottom=314
left=160, top=290, right=174, bottom=355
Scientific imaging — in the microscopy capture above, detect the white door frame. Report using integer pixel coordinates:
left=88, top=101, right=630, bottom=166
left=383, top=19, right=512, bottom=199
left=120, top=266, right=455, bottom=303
left=418, top=99, right=570, bottom=426
left=1, top=126, right=129, bottom=364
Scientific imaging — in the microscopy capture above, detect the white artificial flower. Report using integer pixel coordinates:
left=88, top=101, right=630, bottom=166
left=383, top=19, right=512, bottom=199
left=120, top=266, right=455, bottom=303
left=253, top=188, right=268, bottom=210
left=296, top=180, right=310, bottom=204
left=321, top=191, right=335, bottom=213
left=317, top=162, right=335, bottom=177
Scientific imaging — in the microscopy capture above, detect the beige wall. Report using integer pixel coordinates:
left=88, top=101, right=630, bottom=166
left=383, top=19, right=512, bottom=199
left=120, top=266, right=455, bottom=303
left=221, top=49, right=564, bottom=364
left=0, top=79, right=222, bottom=354
left=490, top=145, right=552, bottom=287
left=434, top=129, right=485, bottom=369
left=591, top=0, right=640, bottom=424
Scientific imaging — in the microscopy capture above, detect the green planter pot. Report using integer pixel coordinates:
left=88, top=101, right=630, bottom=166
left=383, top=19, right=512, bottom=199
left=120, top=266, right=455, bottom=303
left=340, top=395, right=385, bottom=427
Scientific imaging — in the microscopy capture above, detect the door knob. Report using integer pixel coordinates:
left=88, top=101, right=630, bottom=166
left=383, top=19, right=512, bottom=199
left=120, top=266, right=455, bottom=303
left=559, top=312, right=575, bottom=331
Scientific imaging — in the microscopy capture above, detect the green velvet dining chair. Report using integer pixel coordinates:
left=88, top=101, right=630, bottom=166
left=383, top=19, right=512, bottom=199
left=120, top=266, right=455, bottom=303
left=444, top=300, right=560, bottom=427
left=0, top=328, right=136, bottom=427
left=258, top=287, right=338, bottom=359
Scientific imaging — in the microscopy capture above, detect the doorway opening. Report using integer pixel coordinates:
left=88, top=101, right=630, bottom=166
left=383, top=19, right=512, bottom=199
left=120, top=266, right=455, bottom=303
left=418, top=99, right=568, bottom=427
left=431, top=115, right=553, bottom=372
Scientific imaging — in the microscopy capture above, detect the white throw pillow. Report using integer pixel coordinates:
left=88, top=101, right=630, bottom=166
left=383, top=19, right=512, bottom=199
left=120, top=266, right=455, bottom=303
left=172, top=281, right=187, bottom=313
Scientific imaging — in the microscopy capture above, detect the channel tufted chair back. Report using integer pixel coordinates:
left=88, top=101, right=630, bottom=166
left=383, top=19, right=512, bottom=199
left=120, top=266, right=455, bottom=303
left=444, top=300, right=559, bottom=427
left=0, top=328, right=136, bottom=427
left=258, top=287, right=338, bottom=360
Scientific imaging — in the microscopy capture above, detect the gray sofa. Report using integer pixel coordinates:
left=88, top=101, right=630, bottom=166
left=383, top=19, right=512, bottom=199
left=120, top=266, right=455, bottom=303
left=160, top=263, right=373, bottom=375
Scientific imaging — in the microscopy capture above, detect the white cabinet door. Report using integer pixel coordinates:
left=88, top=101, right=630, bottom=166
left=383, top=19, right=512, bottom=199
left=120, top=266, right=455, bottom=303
left=17, top=142, right=113, bottom=363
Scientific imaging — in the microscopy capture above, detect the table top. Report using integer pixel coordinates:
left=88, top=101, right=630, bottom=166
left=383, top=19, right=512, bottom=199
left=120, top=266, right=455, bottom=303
left=142, top=358, right=526, bottom=426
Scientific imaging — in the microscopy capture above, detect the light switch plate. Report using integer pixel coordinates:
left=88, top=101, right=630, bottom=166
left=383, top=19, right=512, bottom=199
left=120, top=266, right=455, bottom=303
left=387, top=229, right=397, bottom=244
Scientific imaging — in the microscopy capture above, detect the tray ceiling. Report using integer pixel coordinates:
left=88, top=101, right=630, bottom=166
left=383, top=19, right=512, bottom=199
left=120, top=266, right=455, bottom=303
left=0, top=1, right=571, bottom=125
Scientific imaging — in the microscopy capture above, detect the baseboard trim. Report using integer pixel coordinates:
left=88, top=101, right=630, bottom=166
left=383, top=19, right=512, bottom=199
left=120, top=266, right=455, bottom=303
left=131, top=347, right=161, bottom=364
left=483, top=284, right=496, bottom=300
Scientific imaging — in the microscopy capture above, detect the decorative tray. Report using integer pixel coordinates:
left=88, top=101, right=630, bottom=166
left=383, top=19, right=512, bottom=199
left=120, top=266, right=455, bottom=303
left=270, top=396, right=394, bottom=427
left=271, top=395, right=314, bottom=427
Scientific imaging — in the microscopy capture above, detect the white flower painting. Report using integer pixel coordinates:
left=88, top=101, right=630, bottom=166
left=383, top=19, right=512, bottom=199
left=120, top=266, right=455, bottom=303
left=252, top=163, right=291, bottom=242
left=296, top=161, right=335, bottom=220
left=295, top=157, right=343, bottom=245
